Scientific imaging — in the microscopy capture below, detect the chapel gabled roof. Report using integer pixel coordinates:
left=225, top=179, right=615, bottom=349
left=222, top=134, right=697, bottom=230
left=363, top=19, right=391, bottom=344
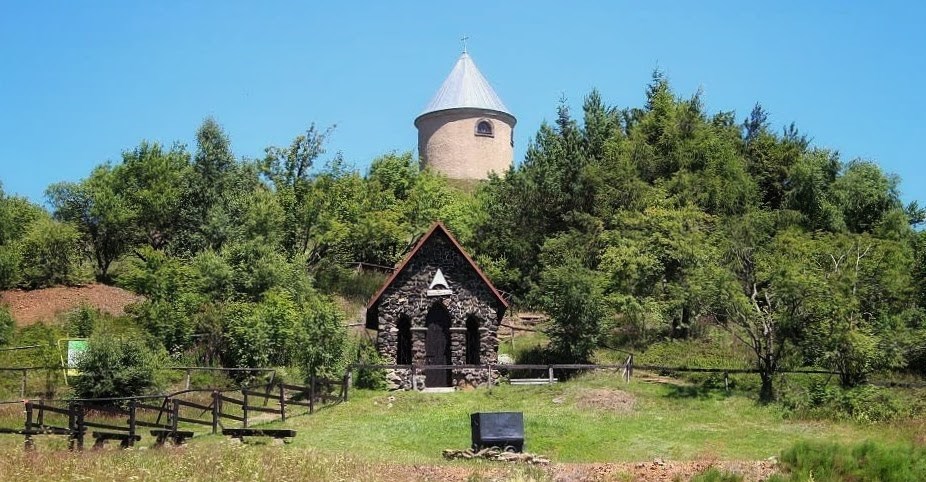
left=415, top=53, right=513, bottom=124
left=365, top=222, right=508, bottom=328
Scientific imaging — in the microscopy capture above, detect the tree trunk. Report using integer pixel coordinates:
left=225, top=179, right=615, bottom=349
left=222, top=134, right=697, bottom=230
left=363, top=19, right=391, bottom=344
left=759, top=372, right=775, bottom=403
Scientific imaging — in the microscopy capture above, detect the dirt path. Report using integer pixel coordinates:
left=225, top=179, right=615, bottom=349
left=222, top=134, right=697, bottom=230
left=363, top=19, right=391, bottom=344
left=0, top=284, right=143, bottom=326
left=376, top=459, right=778, bottom=481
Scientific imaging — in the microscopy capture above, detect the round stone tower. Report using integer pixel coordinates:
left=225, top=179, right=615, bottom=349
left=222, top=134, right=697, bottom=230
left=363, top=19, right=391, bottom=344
left=415, top=52, right=516, bottom=180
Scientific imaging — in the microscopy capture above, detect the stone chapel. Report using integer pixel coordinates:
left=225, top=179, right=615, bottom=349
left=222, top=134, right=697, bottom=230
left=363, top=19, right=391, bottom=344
left=365, top=222, right=507, bottom=390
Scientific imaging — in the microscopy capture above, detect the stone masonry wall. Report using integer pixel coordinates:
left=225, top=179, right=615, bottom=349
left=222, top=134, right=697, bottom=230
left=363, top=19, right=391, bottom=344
left=374, top=231, right=504, bottom=390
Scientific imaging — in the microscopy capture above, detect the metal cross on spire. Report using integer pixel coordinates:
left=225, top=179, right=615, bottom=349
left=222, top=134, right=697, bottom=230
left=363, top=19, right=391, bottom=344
left=461, top=35, right=469, bottom=54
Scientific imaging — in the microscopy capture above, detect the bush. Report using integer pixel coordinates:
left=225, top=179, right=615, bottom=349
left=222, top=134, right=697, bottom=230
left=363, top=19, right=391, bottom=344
left=781, top=380, right=910, bottom=423
left=0, top=306, right=13, bottom=346
left=17, top=218, right=85, bottom=288
left=294, top=295, right=346, bottom=380
left=349, top=336, right=386, bottom=390
left=539, top=260, right=606, bottom=363
left=0, top=245, right=20, bottom=289
left=769, top=441, right=926, bottom=482
left=66, top=305, right=100, bottom=338
left=72, top=335, right=163, bottom=402
left=222, top=302, right=271, bottom=372
left=130, top=297, right=198, bottom=357
left=690, top=468, right=744, bottom=482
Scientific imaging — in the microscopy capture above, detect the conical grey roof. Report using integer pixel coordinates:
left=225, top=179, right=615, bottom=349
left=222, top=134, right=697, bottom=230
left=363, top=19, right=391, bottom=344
left=417, top=53, right=512, bottom=120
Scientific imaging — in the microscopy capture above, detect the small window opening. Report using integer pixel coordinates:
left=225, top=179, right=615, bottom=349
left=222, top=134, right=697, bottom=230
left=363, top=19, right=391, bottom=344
left=397, top=315, right=412, bottom=365
left=475, top=120, right=494, bottom=137
left=465, top=316, right=480, bottom=365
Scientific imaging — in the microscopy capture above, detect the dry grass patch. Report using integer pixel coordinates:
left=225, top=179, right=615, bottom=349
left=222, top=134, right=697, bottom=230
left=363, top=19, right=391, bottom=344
left=574, top=388, right=637, bottom=414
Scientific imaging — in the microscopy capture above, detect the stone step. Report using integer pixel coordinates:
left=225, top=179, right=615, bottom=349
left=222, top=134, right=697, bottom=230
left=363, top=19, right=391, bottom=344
left=421, top=387, right=456, bottom=394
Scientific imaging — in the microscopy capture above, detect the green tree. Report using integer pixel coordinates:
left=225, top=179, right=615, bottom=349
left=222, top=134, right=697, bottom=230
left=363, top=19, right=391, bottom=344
left=17, top=218, right=85, bottom=288
left=114, top=141, right=193, bottom=252
left=47, top=165, right=134, bottom=281
left=539, top=258, right=606, bottom=363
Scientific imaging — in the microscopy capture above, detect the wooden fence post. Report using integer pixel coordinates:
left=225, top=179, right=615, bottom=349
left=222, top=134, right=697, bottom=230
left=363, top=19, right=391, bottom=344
left=67, top=402, right=76, bottom=451
left=548, top=366, right=554, bottom=384
left=211, top=391, right=220, bottom=434
left=343, top=369, right=350, bottom=402
left=20, top=369, right=26, bottom=398
left=724, top=371, right=730, bottom=393
left=242, top=389, right=249, bottom=428
left=309, top=373, right=315, bottom=414
left=24, top=400, right=33, bottom=430
left=23, top=401, right=33, bottom=451
left=171, top=399, right=180, bottom=432
left=128, top=400, right=137, bottom=445
left=279, top=383, right=286, bottom=422
left=74, top=403, right=85, bottom=450
left=184, top=369, right=192, bottom=390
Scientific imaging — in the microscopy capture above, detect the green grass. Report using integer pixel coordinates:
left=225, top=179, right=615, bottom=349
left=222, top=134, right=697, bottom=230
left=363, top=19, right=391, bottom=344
left=0, top=371, right=922, bottom=480
left=248, top=371, right=910, bottom=464
left=768, top=441, right=926, bottom=482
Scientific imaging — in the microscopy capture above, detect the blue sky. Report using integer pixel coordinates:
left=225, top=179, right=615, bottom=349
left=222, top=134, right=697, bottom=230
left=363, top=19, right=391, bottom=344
left=2, top=1, right=924, bottom=204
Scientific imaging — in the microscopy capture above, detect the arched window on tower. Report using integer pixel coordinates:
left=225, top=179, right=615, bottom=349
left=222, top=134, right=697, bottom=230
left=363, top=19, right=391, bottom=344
left=465, top=316, right=481, bottom=365
left=397, top=315, right=412, bottom=365
left=475, top=119, right=494, bottom=137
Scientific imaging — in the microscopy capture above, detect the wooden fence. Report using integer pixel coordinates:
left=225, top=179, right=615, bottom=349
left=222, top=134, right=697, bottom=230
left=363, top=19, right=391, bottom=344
left=0, top=376, right=347, bottom=450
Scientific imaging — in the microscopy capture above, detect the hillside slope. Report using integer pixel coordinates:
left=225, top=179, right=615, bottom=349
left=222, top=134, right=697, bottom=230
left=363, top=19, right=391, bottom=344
left=0, top=284, right=142, bottom=326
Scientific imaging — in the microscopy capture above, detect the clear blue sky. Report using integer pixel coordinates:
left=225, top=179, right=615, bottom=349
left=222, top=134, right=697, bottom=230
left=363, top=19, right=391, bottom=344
left=2, top=1, right=924, bottom=205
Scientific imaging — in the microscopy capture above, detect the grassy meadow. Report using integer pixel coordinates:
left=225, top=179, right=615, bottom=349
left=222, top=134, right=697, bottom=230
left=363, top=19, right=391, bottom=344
left=1, top=370, right=922, bottom=481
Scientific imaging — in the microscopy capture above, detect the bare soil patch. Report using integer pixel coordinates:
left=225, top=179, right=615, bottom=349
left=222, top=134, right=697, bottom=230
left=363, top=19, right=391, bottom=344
left=574, top=388, right=637, bottom=414
left=0, top=284, right=143, bottom=326
left=374, top=460, right=778, bottom=481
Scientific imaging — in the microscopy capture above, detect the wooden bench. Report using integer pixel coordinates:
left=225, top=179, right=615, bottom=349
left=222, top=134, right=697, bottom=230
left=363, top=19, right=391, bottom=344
left=150, top=429, right=195, bottom=446
left=222, top=428, right=296, bottom=442
left=91, top=431, right=141, bottom=448
left=510, top=378, right=558, bottom=385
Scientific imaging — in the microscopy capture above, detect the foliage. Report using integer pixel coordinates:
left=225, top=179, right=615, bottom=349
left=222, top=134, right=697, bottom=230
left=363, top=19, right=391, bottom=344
left=66, top=305, right=101, bottom=338
left=72, top=334, right=163, bottom=401
left=16, top=217, right=86, bottom=288
left=350, top=336, right=387, bottom=390
left=770, top=441, right=926, bottom=482
left=689, top=468, right=744, bottom=482
left=780, top=380, right=917, bottom=423
left=0, top=306, right=13, bottom=346
left=47, top=164, right=135, bottom=281
left=539, top=258, right=606, bottom=363
left=3, top=72, right=924, bottom=405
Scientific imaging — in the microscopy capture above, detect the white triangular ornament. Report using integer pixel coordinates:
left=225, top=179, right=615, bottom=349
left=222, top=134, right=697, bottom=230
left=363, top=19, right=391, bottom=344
left=429, top=269, right=449, bottom=290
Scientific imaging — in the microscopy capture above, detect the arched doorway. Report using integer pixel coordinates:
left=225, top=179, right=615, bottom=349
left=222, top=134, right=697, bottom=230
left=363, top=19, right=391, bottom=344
left=425, top=302, right=452, bottom=387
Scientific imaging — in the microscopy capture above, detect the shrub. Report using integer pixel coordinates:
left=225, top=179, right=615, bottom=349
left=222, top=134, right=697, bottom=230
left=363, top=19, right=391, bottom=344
left=781, top=380, right=909, bottom=423
left=770, top=441, right=926, bottom=482
left=72, top=335, right=163, bottom=401
left=294, top=295, right=346, bottom=381
left=539, top=260, right=606, bottom=363
left=17, top=218, right=85, bottom=288
left=222, top=302, right=271, bottom=372
left=0, top=245, right=20, bottom=289
left=689, top=468, right=744, bottom=482
left=130, top=298, right=198, bottom=357
left=66, top=305, right=100, bottom=338
left=0, top=306, right=13, bottom=346
left=350, top=336, right=386, bottom=390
